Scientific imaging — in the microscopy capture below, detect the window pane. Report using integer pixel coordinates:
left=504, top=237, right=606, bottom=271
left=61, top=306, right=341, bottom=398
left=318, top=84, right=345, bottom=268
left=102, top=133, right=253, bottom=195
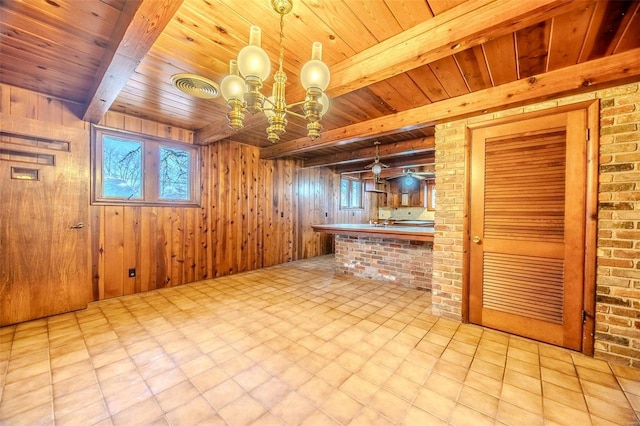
left=159, top=146, right=191, bottom=200
left=340, top=178, right=349, bottom=207
left=350, top=180, right=361, bottom=207
left=102, top=136, right=142, bottom=198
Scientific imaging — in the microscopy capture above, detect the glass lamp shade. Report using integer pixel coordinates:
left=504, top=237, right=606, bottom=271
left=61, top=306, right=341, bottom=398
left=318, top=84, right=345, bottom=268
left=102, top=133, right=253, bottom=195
left=220, top=74, right=246, bottom=101
left=237, top=26, right=271, bottom=81
left=238, top=45, right=271, bottom=81
left=301, top=42, right=330, bottom=90
left=371, top=163, right=383, bottom=175
left=301, top=59, right=330, bottom=91
left=319, top=92, right=329, bottom=115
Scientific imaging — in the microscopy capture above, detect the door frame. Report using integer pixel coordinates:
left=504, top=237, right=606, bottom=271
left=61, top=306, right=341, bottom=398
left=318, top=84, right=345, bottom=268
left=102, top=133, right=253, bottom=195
left=461, top=100, right=599, bottom=355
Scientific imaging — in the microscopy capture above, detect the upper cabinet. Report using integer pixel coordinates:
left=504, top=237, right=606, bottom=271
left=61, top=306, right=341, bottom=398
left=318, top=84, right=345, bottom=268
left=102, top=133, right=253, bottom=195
left=366, top=176, right=436, bottom=209
left=364, top=180, right=387, bottom=193
left=386, top=177, right=427, bottom=208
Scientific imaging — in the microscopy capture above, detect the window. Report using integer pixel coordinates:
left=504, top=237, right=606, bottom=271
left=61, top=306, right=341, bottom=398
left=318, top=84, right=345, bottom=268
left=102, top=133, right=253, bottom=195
left=91, top=125, right=200, bottom=206
left=340, top=176, right=363, bottom=209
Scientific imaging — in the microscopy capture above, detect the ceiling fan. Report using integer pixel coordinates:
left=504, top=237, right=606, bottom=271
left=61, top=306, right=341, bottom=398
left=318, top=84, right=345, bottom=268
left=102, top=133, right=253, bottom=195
left=403, top=168, right=435, bottom=180
left=364, top=141, right=388, bottom=182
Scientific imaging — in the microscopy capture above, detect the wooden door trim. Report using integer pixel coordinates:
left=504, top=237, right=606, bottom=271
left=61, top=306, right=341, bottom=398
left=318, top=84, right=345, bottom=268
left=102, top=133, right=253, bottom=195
left=465, top=100, right=598, bottom=130
left=461, top=100, right=599, bottom=354
left=582, top=100, right=600, bottom=356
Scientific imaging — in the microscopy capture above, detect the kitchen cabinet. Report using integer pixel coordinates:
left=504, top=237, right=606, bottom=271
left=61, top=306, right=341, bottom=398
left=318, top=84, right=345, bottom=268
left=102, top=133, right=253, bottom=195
left=386, top=177, right=427, bottom=207
left=364, top=180, right=387, bottom=193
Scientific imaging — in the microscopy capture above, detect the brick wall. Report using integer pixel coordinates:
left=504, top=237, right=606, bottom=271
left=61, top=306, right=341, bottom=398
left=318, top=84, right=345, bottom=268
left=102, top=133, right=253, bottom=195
left=432, top=81, right=640, bottom=366
left=335, top=235, right=433, bottom=290
left=431, top=124, right=466, bottom=319
left=595, top=84, right=640, bottom=367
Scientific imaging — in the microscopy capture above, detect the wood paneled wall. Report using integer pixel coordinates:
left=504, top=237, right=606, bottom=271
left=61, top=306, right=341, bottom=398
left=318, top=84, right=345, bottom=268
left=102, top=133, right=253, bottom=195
left=95, top=136, right=377, bottom=299
left=1, top=84, right=379, bottom=317
left=93, top=112, right=201, bottom=299
left=295, top=168, right=378, bottom=258
left=93, top=114, right=296, bottom=296
left=203, top=141, right=299, bottom=276
left=93, top=115, right=378, bottom=298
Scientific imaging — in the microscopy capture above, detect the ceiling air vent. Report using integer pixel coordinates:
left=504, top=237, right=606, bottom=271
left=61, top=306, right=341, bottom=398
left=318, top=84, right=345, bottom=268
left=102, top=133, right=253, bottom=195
left=170, top=73, right=220, bottom=99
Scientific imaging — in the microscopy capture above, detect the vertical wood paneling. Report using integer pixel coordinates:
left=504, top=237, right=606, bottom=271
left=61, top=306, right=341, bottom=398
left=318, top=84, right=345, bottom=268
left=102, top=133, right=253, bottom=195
left=156, top=207, right=170, bottom=288
left=230, top=143, right=240, bottom=272
left=184, top=206, right=196, bottom=284
left=103, top=206, right=124, bottom=298
left=139, top=207, right=154, bottom=293
left=95, top=112, right=200, bottom=297
left=170, top=208, right=184, bottom=287
left=218, top=142, right=232, bottom=275
left=262, top=157, right=275, bottom=268
left=256, top=147, right=265, bottom=269
left=1, top=83, right=377, bottom=323
left=199, top=150, right=211, bottom=280
left=122, top=206, right=139, bottom=295
left=248, top=146, right=259, bottom=271
left=295, top=167, right=377, bottom=259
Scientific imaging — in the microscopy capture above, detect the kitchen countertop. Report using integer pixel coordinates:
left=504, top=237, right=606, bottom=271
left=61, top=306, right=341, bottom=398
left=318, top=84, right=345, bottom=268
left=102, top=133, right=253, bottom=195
left=311, top=223, right=434, bottom=242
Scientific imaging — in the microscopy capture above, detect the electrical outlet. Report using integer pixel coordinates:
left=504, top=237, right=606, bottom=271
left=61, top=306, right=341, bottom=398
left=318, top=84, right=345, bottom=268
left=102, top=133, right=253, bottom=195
left=128, top=268, right=136, bottom=278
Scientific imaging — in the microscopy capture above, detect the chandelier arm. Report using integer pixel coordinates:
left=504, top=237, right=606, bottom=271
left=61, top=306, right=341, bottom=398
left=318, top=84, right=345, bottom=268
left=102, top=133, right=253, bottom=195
left=285, top=110, right=306, bottom=120
left=285, top=100, right=305, bottom=108
left=263, top=96, right=277, bottom=108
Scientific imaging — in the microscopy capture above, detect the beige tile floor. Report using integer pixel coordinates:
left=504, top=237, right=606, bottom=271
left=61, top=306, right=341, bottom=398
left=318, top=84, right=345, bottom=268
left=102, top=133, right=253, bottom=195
left=1, top=255, right=639, bottom=426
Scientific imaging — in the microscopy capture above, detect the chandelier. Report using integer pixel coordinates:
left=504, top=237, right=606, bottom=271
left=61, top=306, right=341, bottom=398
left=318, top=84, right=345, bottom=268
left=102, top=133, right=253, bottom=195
left=365, top=141, right=388, bottom=183
left=219, top=0, right=330, bottom=144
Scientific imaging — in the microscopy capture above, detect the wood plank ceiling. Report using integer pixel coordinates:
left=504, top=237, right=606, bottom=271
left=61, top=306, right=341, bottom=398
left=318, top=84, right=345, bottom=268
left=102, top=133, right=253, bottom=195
left=1, top=0, right=639, bottom=174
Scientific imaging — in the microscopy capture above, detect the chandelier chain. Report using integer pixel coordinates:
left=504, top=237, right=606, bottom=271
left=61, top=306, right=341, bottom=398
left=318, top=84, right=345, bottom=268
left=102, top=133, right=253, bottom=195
left=278, top=12, right=285, bottom=72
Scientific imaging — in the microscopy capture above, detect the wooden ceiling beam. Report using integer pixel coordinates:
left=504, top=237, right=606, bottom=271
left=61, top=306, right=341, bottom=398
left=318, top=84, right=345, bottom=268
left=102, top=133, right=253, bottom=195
left=337, top=154, right=436, bottom=175
left=302, top=137, right=434, bottom=168
left=261, top=47, right=640, bottom=159
left=82, top=0, right=184, bottom=123
left=196, top=0, right=583, bottom=144
left=325, top=0, right=580, bottom=98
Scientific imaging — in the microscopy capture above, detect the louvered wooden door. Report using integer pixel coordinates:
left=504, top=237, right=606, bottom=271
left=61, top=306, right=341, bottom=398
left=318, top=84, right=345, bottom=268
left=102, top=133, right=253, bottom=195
left=469, top=110, right=587, bottom=350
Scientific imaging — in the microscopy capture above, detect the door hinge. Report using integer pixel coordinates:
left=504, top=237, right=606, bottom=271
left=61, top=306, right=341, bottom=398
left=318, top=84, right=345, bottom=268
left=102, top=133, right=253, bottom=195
left=586, top=128, right=590, bottom=141
left=582, top=310, right=592, bottom=323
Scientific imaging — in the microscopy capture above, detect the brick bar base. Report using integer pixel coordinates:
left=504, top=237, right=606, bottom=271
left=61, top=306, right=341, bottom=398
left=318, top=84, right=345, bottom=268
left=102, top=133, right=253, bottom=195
left=334, top=235, right=433, bottom=290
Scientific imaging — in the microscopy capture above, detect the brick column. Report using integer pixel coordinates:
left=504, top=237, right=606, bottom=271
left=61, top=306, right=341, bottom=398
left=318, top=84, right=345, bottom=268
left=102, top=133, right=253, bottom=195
left=595, top=83, right=640, bottom=367
left=432, top=123, right=466, bottom=319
